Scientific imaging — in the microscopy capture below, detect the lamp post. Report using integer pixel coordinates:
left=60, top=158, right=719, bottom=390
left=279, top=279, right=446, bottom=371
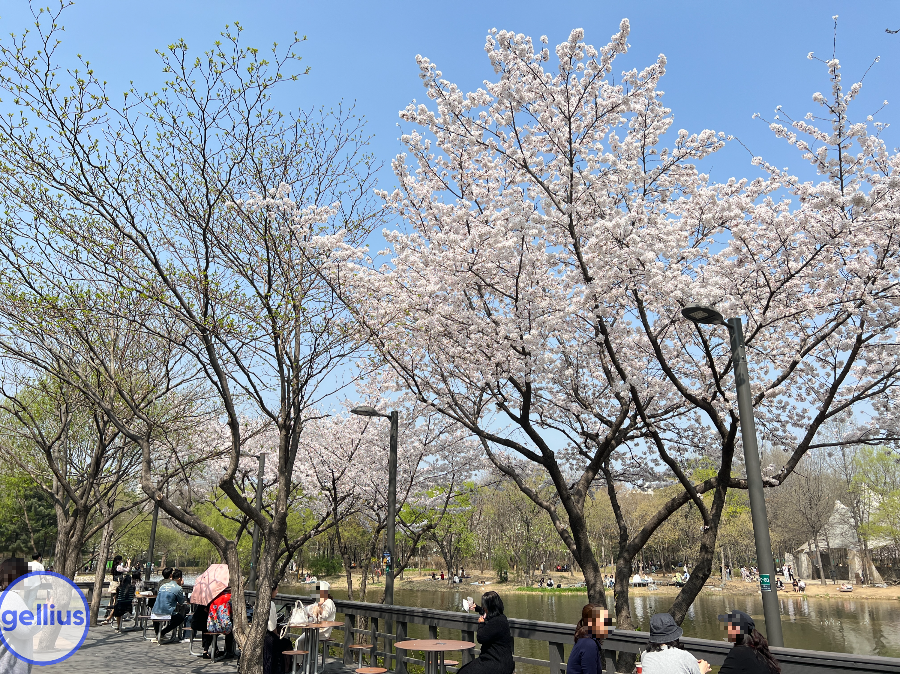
left=681, top=304, right=784, bottom=648
left=350, top=405, right=398, bottom=606
left=247, top=452, right=266, bottom=593
left=144, top=500, right=160, bottom=583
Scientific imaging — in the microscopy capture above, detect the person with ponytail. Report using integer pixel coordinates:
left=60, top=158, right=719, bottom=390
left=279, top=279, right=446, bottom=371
left=566, top=604, right=612, bottom=674
left=717, top=611, right=781, bottom=674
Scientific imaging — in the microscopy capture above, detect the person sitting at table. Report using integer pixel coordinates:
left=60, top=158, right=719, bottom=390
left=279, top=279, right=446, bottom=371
left=264, top=583, right=294, bottom=674
left=460, top=591, right=514, bottom=674
left=206, top=588, right=236, bottom=659
left=153, top=568, right=187, bottom=643
left=295, top=581, right=337, bottom=653
left=566, top=604, right=612, bottom=674
left=641, top=613, right=711, bottom=674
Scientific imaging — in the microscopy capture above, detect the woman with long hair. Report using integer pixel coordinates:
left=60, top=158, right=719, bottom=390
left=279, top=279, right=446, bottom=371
left=718, top=611, right=781, bottom=674
left=459, top=591, right=514, bottom=674
left=566, top=604, right=612, bottom=674
left=641, top=613, right=711, bottom=674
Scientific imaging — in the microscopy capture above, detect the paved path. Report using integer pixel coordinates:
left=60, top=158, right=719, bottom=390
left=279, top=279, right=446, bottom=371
left=63, top=624, right=357, bottom=674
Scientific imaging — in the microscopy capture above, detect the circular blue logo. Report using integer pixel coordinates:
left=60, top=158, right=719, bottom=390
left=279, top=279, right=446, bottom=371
left=0, top=571, right=89, bottom=666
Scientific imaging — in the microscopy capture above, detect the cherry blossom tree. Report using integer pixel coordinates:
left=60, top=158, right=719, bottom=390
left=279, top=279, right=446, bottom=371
left=313, top=20, right=900, bottom=642
left=300, top=383, right=478, bottom=602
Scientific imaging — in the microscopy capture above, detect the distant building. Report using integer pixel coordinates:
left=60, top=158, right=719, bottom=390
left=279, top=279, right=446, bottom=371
left=789, top=500, right=885, bottom=583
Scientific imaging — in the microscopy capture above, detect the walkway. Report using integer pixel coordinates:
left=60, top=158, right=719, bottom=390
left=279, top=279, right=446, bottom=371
left=64, top=625, right=355, bottom=674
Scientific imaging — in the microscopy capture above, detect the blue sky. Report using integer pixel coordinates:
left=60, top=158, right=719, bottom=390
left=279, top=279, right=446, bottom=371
left=2, top=0, right=898, bottom=197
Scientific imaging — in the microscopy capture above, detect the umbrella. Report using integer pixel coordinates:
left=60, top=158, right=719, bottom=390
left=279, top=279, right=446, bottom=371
left=191, top=563, right=229, bottom=606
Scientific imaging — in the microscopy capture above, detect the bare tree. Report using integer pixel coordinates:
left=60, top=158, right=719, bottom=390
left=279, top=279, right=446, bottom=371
left=0, top=5, right=381, bottom=669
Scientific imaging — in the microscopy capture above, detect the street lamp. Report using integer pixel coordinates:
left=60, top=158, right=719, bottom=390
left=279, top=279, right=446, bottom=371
left=144, top=499, right=160, bottom=583
left=247, top=452, right=266, bottom=593
left=680, top=304, right=784, bottom=648
left=351, top=405, right=399, bottom=607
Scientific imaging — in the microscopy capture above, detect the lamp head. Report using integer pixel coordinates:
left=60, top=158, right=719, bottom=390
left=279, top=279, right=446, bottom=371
left=350, top=405, right=384, bottom=418
left=681, top=304, right=726, bottom=326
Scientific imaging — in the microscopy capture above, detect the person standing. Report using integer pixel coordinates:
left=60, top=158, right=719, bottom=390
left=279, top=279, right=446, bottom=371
left=717, top=611, right=781, bottom=673
left=641, top=613, right=711, bottom=674
left=24, top=552, right=45, bottom=607
left=1, top=557, right=40, bottom=674
left=566, top=604, right=611, bottom=674
left=459, top=591, right=514, bottom=674
left=102, top=555, right=125, bottom=620
left=101, top=572, right=136, bottom=630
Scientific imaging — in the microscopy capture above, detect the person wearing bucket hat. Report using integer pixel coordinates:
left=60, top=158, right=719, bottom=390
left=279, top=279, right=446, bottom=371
left=641, top=613, right=711, bottom=674
left=717, top=611, right=781, bottom=673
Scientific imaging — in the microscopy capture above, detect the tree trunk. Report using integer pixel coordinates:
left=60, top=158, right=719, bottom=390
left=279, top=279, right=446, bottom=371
left=90, top=515, right=115, bottom=626
left=813, top=534, right=826, bottom=585
left=38, top=516, right=86, bottom=649
left=823, top=528, right=837, bottom=584
left=721, top=547, right=726, bottom=586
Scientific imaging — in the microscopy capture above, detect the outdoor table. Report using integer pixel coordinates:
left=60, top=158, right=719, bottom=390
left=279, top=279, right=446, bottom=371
left=396, top=639, right=475, bottom=674
left=132, top=594, right=155, bottom=636
left=300, top=620, right=345, bottom=674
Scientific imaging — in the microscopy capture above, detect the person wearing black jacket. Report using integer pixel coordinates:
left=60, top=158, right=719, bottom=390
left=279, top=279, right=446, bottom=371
left=459, top=591, right=514, bottom=674
left=717, top=611, right=781, bottom=674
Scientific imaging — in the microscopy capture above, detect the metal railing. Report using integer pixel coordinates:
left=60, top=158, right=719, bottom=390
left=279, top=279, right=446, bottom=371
left=261, top=592, right=900, bottom=674
left=76, top=583, right=900, bottom=674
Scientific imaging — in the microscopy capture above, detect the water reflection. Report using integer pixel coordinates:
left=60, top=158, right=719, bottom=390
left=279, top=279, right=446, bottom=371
left=355, top=587, right=900, bottom=659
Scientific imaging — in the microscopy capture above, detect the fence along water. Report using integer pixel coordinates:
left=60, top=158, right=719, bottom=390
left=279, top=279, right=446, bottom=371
left=74, top=583, right=900, bottom=673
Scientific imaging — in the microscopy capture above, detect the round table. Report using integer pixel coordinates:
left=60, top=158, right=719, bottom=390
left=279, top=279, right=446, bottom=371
left=300, top=620, right=345, bottom=674
left=396, top=639, right=475, bottom=674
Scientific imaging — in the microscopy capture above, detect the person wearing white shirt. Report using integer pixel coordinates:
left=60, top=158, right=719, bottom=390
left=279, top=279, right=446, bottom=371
left=27, top=553, right=44, bottom=575
left=1, top=557, right=42, bottom=674
left=264, top=583, right=294, bottom=674
left=25, top=553, right=45, bottom=606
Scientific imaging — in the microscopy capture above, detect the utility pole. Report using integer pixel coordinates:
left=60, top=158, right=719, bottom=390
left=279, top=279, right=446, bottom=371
left=247, top=452, right=266, bottom=593
left=145, top=500, right=160, bottom=583
left=385, top=410, right=399, bottom=606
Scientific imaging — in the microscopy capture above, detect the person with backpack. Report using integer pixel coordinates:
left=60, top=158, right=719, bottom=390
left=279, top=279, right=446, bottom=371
left=206, top=587, right=236, bottom=659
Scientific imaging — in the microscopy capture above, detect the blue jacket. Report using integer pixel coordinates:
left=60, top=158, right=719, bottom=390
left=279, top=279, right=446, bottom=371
left=154, top=580, right=185, bottom=616
left=567, top=636, right=603, bottom=674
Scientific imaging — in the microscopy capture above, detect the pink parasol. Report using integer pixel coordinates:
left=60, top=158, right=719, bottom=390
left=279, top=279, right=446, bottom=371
left=190, top=563, right=229, bottom=606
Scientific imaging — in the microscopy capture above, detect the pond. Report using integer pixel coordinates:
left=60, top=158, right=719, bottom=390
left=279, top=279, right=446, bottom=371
left=325, top=586, right=900, bottom=663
